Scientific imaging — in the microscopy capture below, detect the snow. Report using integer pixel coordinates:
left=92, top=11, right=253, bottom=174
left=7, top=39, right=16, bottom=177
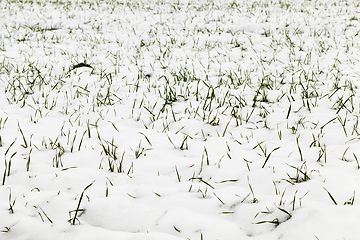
left=1, top=0, right=360, bottom=239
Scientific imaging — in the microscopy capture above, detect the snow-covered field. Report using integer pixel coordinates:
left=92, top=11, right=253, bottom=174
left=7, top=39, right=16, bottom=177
left=1, top=0, right=360, bottom=239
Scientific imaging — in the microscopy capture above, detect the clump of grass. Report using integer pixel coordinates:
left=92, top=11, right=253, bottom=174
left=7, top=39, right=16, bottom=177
left=8, top=189, right=16, bottom=214
left=285, top=162, right=311, bottom=184
left=2, top=139, right=17, bottom=185
left=69, top=181, right=95, bottom=225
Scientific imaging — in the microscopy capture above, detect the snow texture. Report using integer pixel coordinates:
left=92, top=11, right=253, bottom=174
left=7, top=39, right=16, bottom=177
left=1, top=0, right=360, bottom=239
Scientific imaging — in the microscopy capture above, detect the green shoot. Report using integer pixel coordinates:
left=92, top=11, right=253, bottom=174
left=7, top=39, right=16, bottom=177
left=69, top=181, right=95, bottom=225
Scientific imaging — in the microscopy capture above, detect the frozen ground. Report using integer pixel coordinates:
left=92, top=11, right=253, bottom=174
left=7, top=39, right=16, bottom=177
left=1, top=0, right=360, bottom=239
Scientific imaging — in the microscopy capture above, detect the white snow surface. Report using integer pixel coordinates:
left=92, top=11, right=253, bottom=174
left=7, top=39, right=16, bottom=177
left=1, top=0, right=360, bottom=239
